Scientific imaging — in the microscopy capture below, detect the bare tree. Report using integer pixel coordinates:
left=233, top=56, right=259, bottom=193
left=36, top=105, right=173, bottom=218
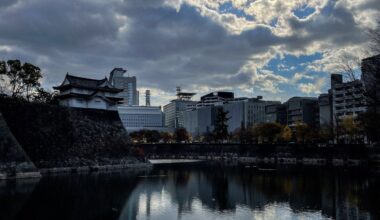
left=367, top=21, right=380, bottom=54
left=336, top=53, right=362, bottom=81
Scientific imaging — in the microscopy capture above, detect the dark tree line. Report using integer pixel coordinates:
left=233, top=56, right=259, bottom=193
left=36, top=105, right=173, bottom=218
left=129, top=128, right=191, bottom=144
left=0, top=59, right=57, bottom=103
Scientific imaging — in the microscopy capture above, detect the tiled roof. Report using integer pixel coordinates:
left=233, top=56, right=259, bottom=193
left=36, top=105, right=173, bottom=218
left=54, top=74, right=122, bottom=92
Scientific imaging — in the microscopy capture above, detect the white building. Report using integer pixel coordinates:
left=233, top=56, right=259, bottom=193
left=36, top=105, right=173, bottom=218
left=118, top=105, right=168, bottom=132
left=53, top=74, right=123, bottom=111
left=109, top=68, right=139, bottom=106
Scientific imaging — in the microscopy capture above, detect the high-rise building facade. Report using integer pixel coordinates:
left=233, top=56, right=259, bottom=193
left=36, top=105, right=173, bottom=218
left=284, top=97, right=319, bottom=128
left=330, top=74, right=366, bottom=125
left=361, top=54, right=380, bottom=113
left=109, top=68, right=139, bottom=106
left=318, top=93, right=333, bottom=127
left=163, top=87, right=197, bottom=129
left=265, top=103, right=287, bottom=125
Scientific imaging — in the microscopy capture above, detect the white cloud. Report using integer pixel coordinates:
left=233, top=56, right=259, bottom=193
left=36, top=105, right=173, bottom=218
left=298, top=77, right=325, bottom=94
left=0, top=0, right=379, bottom=105
left=291, top=72, right=314, bottom=84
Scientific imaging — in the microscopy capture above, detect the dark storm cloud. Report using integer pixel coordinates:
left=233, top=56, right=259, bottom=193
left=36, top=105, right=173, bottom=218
left=0, top=0, right=18, bottom=8
left=0, top=0, right=377, bottom=102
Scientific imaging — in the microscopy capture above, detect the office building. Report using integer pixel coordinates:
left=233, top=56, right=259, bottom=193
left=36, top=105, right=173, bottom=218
left=163, top=87, right=197, bottom=129
left=195, top=91, right=235, bottom=108
left=284, top=97, right=319, bottom=128
left=118, top=105, right=167, bottom=132
left=318, top=93, right=333, bottom=127
left=265, top=103, right=287, bottom=125
left=330, top=74, right=366, bottom=125
left=361, top=54, right=380, bottom=113
left=184, top=106, right=215, bottom=136
left=183, top=92, right=280, bottom=136
left=109, top=68, right=139, bottom=106
left=245, top=97, right=280, bottom=127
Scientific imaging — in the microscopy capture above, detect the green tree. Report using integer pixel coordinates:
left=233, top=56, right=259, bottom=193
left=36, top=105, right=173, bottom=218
left=0, top=60, right=42, bottom=100
left=319, top=125, right=334, bottom=143
left=33, top=88, right=58, bottom=104
left=160, top=131, right=173, bottom=143
left=145, top=130, right=161, bottom=143
left=253, top=123, right=283, bottom=143
left=174, top=127, right=190, bottom=143
left=294, top=122, right=311, bottom=143
left=281, top=125, right=293, bottom=143
left=130, top=131, right=144, bottom=143
left=359, top=112, right=380, bottom=144
left=213, top=107, right=230, bottom=142
left=22, top=62, right=42, bottom=101
left=341, top=116, right=359, bottom=143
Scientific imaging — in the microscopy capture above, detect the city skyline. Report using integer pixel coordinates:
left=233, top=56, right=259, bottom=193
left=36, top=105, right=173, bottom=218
left=0, top=0, right=379, bottom=106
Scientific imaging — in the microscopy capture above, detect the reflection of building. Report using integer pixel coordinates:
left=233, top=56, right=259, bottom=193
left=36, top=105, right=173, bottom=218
left=53, top=74, right=122, bottom=111
left=163, top=87, right=196, bottom=129
left=109, top=68, right=139, bottom=106
left=118, top=105, right=166, bottom=132
left=330, top=74, right=366, bottom=125
left=117, top=166, right=378, bottom=220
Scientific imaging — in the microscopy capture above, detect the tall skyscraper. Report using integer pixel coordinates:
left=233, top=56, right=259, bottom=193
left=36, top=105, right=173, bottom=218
left=109, top=68, right=139, bottom=106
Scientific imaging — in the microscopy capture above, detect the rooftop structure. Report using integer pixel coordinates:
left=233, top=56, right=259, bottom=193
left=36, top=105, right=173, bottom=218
left=163, top=87, right=197, bottom=129
left=53, top=74, right=122, bottom=111
left=145, top=90, right=151, bottom=107
left=176, top=86, right=196, bottom=101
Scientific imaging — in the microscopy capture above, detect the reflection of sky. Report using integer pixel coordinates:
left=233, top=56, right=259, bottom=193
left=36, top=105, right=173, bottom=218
left=0, top=168, right=377, bottom=220
left=127, top=192, right=330, bottom=220
left=119, top=170, right=334, bottom=220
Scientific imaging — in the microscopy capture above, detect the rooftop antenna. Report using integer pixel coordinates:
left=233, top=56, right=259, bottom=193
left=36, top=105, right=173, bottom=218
left=175, top=86, right=195, bottom=101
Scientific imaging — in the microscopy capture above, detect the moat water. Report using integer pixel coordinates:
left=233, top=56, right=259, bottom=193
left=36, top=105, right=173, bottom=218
left=1, top=164, right=379, bottom=220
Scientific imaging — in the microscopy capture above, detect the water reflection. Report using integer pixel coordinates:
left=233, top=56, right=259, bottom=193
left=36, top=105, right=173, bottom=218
left=0, top=165, right=379, bottom=220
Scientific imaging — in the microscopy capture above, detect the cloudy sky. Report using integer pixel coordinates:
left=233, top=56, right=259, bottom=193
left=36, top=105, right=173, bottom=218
left=0, top=0, right=379, bottom=105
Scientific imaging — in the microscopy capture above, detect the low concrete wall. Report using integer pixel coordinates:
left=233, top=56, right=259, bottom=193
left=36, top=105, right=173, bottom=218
left=137, top=143, right=380, bottom=167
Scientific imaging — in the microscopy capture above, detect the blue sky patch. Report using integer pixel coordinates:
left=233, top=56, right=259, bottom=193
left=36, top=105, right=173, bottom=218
left=219, top=2, right=254, bottom=21
left=293, top=5, right=316, bottom=19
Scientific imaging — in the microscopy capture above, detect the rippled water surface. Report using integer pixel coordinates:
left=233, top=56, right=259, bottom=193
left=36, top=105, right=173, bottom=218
left=1, top=164, right=379, bottom=220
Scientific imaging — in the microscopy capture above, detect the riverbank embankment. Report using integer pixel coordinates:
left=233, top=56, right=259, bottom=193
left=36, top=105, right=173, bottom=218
left=136, top=143, right=380, bottom=168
